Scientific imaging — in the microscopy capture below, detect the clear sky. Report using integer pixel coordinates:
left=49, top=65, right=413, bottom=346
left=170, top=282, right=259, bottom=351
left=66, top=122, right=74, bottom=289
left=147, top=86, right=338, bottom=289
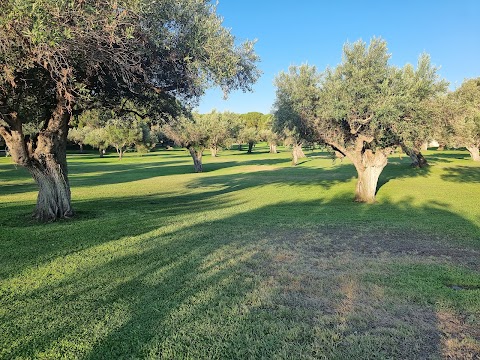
left=196, top=0, right=479, bottom=115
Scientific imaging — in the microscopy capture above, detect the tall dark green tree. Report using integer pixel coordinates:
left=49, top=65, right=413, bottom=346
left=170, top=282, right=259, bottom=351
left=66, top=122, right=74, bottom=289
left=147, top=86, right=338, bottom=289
left=0, top=0, right=259, bottom=221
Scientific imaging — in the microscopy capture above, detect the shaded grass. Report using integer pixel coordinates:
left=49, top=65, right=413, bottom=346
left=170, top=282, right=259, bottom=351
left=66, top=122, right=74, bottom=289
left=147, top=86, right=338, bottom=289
left=0, top=146, right=479, bottom=359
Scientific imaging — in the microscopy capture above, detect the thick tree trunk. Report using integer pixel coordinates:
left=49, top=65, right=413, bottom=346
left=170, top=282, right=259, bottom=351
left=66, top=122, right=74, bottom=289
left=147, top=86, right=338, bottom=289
left=28, top=159, right=73, bottom=222
left=353, top=150, right=388, bottom=203
left=401, top=144, right=429, bottom=168
left=269, top=143, right=277, bottom=154
left=466, top=146, right=480, bottom=161
left=291, top=144, right=306, bottom=165
left=0, top=100, right=73, bottom=221
left=247, top=141, right=254, bottom=153
left=188, top=147, right=203, bottom=172
left=210, top=146, right=218, bottom=157
left=421, top=141, right=428, bottom=151
left=79, top=143, right=84, bottom=153
left=99, top=148, right=104, bottom=158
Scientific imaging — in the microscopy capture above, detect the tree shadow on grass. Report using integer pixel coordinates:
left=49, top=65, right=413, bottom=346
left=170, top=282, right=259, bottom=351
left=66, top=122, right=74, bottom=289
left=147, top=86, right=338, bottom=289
left=0, top=154, right=292, bottom=196
left=441, top=165, right=480, bottom=183
left=1, top=197, right=479, bottom=359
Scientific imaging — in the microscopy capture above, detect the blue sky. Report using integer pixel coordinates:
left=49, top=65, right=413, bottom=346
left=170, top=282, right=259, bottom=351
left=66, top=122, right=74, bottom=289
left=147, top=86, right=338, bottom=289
left=196, top=0, right=480, bottom=115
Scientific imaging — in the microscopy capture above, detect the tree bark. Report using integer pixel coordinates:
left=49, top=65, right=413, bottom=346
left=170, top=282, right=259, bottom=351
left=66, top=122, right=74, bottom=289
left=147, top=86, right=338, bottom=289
left=210, top=146, right=218, bottom=157
left=333, top=150, right=345, bottom=163
left=466, top=146, right=480, bottom=161
left=247, top=141, right=254, bottom=153
left=116, top=147, right=124, bottom=160
left=421, top=141, right=428, bottom=151
left=401, top=144, right=429, bottom=168
left=79, top=143, right=84, bottom=153
left=269, top=143, right=277, bottom=154
left=291, top=144, right=306, bottom=165
left=353, top=150, right=388, bottom=203
left=188, top=147, right=203, bottom=172
left=0, top=101, right=73, bottom=221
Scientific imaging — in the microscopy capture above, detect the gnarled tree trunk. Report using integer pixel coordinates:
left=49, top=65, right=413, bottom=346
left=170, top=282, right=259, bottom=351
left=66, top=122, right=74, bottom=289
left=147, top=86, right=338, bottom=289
left=352, top=150, right=388, bottom=203
left=466, top=145, right=480, bottom=161
left=292, top=143, right=306, bottom=165
left=116, top=147, right=124, bottom=160
left=247, top=141, right=254, bottom=154
left=210, top=146, right=218, bottom=157
left=0, top=101, right=73, bottom=221
left=188, top=147, right=203, bottom=172
left=269, top=143, right=277, bottom=154
left=401, top=144, right=429, bottom=168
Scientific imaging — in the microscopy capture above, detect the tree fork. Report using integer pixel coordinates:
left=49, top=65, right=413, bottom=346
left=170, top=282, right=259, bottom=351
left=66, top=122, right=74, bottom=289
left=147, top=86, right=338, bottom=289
left=1, top=102, right=74, bottom=221
left=353, top=150, right=388, bottom=203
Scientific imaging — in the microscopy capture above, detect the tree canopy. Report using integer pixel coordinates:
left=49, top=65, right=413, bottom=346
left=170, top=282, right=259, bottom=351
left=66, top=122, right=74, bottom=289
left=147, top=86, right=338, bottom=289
left=435, top=78, right=480, bottom=161
left=0, top=0, right=260, bottom=221
left=274, top=38, right=447, bottom=202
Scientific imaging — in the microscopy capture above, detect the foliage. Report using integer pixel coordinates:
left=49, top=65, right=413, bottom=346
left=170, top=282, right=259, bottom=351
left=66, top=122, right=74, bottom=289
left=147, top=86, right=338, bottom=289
left=435, top=78, right=480, bottom=155
left=316, top=39, right=447, bottom=153
left=162, top=116, right=210, bottom=151
left=0, top=0, right=260, bottom=219
left=104, top=117, right=143, bottom=159
left=194, top=111, right=239, bottom=154
left=273, top=38, right=447, bottom=200
left=67, top=127, right=89, bottom=151
left=84, top=127, right=108, bottom=154
left=272, top=64, right=320, bottom=145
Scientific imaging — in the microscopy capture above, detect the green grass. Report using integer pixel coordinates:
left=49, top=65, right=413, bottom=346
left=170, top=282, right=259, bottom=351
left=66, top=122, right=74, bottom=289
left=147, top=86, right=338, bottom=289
left=0, top=145, right=479, bottom=359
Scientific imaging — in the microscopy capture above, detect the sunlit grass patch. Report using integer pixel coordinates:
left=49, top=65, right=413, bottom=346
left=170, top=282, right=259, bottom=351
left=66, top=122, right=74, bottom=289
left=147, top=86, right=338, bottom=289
left=0, top=146, right=479, bottom=358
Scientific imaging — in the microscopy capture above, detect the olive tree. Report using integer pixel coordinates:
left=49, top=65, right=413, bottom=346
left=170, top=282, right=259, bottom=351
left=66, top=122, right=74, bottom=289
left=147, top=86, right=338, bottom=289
left=162, top=116, right=210, bottom=172
left=436, top=78, right=480, bottom=161
left=274, top=39, right=446, bottom=202
left=195, top=111, right=238, bottom=157
left=273, top=65, right=320, bottom=165
left=0, top=0, right=259, bottom=221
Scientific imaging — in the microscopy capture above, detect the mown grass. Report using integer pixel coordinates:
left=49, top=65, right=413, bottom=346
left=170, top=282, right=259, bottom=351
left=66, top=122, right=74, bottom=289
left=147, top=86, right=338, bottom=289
left=0, top=145, right=479, bottom=359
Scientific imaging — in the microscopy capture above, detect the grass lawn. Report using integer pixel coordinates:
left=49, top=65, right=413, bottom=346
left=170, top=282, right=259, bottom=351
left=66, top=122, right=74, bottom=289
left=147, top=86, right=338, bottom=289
left=0, top=145, right=479, bottom=359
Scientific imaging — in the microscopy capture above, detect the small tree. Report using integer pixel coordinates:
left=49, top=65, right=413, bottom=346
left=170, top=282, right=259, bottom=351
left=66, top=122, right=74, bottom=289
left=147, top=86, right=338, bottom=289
left=162, top=116, right=210, bottom=172
left=238, top=127, right=259, bottom=153
left=68, top=127, right=89, bottom=153
left=84, top=127, right=108, bottom=157
left=436, top=78, right=480, bottom=161
left=194, top=111, right=238, bottom=157
left=260, top=128, right=280, bottom=154
left=238, top=112, right=270, bottom=153
left=104, top=117, right=142, bottom=159
left=273, top=65, right=319, bottom=165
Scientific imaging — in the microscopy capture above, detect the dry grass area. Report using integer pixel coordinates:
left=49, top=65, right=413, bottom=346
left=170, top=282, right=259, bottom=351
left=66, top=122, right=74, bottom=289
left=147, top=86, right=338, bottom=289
left=256, top=225, right=480, bottom=359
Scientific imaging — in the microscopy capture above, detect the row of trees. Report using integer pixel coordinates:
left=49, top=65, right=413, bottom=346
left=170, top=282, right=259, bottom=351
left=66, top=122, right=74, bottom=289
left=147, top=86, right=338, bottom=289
left=67, top=109, right=278, bottom=169
left=272, top=38, right=479, bottom=203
